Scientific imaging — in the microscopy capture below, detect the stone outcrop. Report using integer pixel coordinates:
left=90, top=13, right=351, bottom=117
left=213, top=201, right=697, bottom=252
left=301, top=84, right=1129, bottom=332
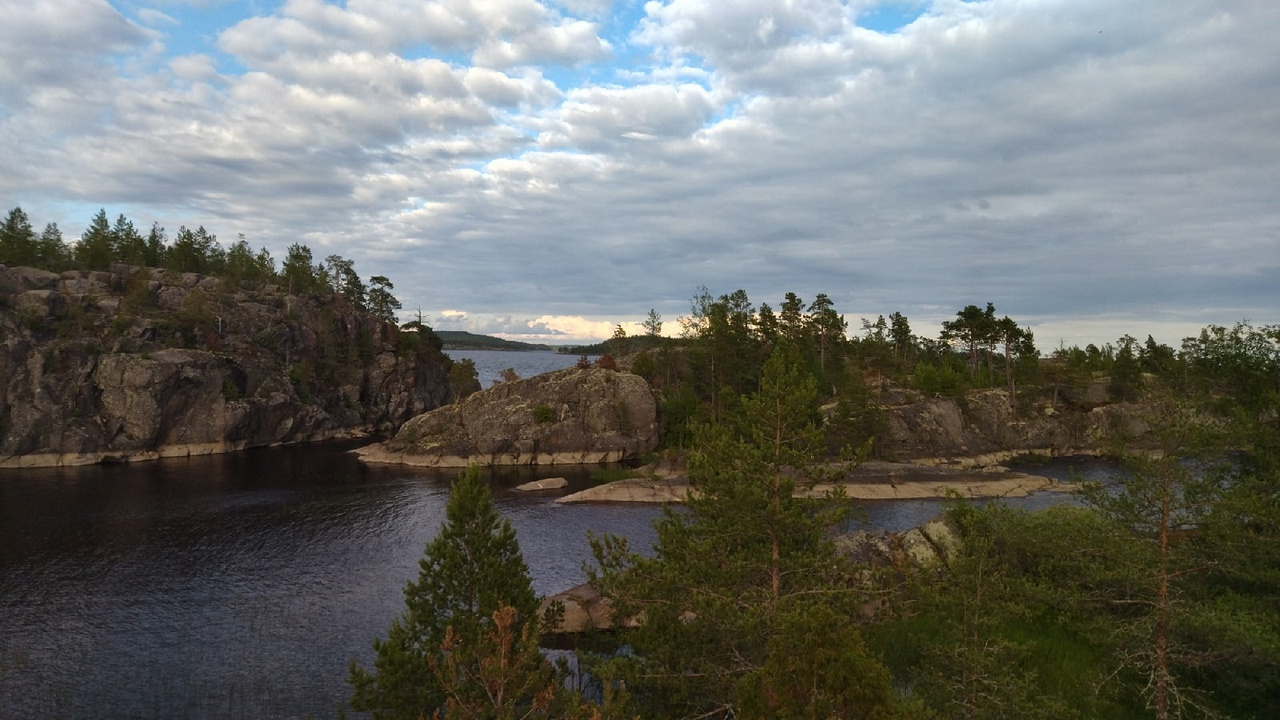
left=554, top=459, right=1066, bottom=504
left=0, top=263, right=453, bottom=467
left=515, top=477, right=568, bottom=491
left=539, top=583, right=627, bottom=634
left=358, top=366, right=660, bottom=467
left=881, top=387, right=1157, bottom=462
left=836, top=515, right=962, bottom=570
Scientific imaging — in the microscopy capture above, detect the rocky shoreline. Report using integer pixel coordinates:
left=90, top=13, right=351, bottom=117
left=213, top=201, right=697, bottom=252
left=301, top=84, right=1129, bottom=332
left=357, top=366, right=661, bottom=468
left=0, top=263, right=452, bottom=468
left=553, top=459, right=1073, bottom=504
left=0, top=430, right=366, bottom=469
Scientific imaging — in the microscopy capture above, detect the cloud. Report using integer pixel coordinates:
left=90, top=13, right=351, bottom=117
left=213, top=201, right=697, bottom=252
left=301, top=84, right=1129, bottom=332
left=2, top=0, right=1277, bottom=350
left=217, top=0, right=611, bottom=68
left=0, top=0, right=148, bottom=107
left=535, top=82, right=717, bottom=150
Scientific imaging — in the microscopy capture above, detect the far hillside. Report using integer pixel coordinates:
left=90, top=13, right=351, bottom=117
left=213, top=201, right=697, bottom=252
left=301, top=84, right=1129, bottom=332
left=437, top=331, right=555, bottom=352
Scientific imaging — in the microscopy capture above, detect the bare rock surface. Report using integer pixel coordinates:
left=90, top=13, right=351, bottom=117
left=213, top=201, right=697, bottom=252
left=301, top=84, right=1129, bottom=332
left=358, top=367, right=659, bottom=467
left=0, top=263, right=452, bottom=467
left=883, top=387, right=1161, bottom=462
left=539, top=583, right=627, bottom=634
left=515, top=477, right=569, bottom=491
left=555, top=459, right=1067, bottom=504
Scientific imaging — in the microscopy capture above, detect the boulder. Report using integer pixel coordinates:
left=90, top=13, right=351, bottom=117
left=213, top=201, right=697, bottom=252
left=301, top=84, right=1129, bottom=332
left=540, top=583, right=622, bottom=633
left=836, top=514, right=962, bottom=572
left=0, top=265, right=60, bottom=294
left=360, top=367, right=660, bottom=467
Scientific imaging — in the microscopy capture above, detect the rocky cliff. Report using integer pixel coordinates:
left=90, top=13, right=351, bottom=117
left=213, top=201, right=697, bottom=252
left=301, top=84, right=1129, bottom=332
left=0, top=263, right=452, bottom=467
left=880, top=384, right=1154, bottom=463
left=358, top=366, right=660, bottom=467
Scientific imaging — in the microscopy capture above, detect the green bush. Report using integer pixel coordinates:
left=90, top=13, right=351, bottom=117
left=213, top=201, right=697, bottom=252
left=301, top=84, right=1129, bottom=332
left=911, top=362, right=969, bottom=396
left=533, top=404, right=555, bottom=423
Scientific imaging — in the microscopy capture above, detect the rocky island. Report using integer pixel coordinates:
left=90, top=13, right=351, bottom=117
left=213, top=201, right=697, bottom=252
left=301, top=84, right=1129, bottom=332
left=0, top=263, right=453, bottom=467
left=357, top=365, right=660, bottom=467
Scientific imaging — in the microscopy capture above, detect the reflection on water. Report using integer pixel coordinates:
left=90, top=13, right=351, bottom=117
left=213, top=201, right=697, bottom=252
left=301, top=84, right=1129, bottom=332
left=0, top=444, right=1098, bottom=719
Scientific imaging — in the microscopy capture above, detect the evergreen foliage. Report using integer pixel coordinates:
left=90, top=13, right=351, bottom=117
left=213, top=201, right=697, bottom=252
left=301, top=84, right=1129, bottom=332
left=349, top=465, right=543, bottom=720
left=588, top=344, right=901, bottom=719
left=367, top=275, right=402, bottom=324
left=73, top=209, right=115, bottom=270
left=0, top=207, right=406, bottom=332
left=0, top=207, right=37, bottom=267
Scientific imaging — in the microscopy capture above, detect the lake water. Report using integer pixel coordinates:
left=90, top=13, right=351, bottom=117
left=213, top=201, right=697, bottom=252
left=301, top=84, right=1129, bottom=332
left=443, top=349, right=590, bottom=388
left=0, top=351, right=1103, bottom=719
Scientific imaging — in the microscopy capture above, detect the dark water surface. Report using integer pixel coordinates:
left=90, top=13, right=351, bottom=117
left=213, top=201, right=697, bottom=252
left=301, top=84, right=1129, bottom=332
left=0, top=438, right=1098, bottom=719
left=444, top=349, right=588, bottom=388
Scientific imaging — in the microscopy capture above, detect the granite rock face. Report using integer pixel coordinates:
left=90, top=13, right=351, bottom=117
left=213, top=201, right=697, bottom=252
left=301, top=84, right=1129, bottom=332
left=360, top=366, right=660, bottom=467
left=883, top=387, right=1153, bottom=461
left=0, top=263, right=453, bottom=467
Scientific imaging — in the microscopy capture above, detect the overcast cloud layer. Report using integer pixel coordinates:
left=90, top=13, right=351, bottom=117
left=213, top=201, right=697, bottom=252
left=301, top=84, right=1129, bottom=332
left=2, top=0, right=1277, bottom=346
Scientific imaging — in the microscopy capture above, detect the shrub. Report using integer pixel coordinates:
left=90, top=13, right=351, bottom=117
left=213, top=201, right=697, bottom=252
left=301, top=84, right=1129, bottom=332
left=911, top=362, right=969, bottom=396
left=533, top=404, right=555, bottom=423
left=631, top=350, right=656, bottom=381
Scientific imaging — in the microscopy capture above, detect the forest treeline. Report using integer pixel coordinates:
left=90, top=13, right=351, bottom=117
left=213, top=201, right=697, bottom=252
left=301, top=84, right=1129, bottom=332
left=352, top=287, right=1278, bottom=719
left=0, top=206, right=402, bottom=323
left=599, top=287, right=1278, bottom=461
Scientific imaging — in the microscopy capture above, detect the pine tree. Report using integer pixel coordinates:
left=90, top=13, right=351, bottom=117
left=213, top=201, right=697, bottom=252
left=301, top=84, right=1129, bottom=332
left=0, top=207, right=37, bottom=266
left=367, top=275, right=401, bottom=324
left=349, top=465, right=542, bottom=720
left=589, top=344, right=900, bottom=718
left=1081, top=396, right=1227, bottom=719
left=281, top=243, right=319, bottom=294
left=111, top=213, right=147, bottom=266
left=73, top=209, right=114, bottom=270
left=35, top=223, right=70, bottom=270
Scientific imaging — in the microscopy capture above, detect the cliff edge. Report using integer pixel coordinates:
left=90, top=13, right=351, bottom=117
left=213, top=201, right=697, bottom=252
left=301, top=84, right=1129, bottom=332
left=0, top=263, right=452, bottom=467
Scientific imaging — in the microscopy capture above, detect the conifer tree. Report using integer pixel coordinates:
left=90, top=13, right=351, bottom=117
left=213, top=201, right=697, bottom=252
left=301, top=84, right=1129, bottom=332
left=1081, top=396, right=1227, bottom=719
left=589, top=344, right=900, bottom=718
left=367, top=275, right=401, bottom=324
left=36, top=222, right=70, bottom=270
left=282, top=243, right=320, bottom=294
left=111, top=213, right=147, bottom=266
left=0, top=207, right=37, bottom=266
left=73, top=209, right=115, bottom=270
left=349, top=465, right=542, bottom=720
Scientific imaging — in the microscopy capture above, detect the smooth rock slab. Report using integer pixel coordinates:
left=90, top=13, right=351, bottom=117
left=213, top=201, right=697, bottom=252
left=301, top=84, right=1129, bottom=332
left=515, top=477, right=568, bottom=491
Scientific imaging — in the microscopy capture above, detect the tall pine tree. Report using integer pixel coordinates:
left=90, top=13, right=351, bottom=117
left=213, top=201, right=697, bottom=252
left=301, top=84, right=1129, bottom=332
left=348, top=465, right=542, bottom=720
left=589, top=344, right=901, bottom=719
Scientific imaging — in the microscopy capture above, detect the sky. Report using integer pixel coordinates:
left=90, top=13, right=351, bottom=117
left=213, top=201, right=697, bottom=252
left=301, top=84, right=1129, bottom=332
left=1, top=0, right=1277, bottom=348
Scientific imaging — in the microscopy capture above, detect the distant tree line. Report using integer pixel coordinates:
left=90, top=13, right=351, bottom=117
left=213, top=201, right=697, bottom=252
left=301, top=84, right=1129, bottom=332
left=0, top=206, right=402, bottom=323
